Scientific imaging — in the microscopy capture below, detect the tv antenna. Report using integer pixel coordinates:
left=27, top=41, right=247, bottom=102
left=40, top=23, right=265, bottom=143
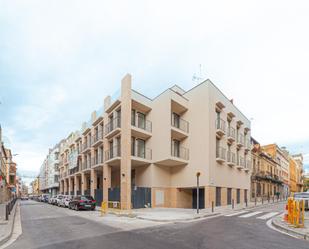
left=192, top=64, right=204, bottom=83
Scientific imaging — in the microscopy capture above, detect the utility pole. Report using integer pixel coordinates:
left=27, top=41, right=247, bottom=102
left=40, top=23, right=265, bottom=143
left=196, top=172, right=201, bottom=214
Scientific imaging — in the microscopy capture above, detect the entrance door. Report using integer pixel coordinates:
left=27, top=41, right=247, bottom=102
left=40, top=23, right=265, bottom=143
left=192, top=188, right=205, bottom=209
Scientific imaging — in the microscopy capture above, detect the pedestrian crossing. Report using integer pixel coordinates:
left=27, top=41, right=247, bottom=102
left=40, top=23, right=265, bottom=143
left=224, top=210, right=280, bottom=220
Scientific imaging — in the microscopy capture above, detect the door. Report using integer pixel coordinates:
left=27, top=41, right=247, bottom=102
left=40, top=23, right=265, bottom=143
left=227, top=188, right=232, bottom=205
left=216, top=187, right=221, bottom=207
left=192, top=188, right=205, bottom=209
left=131, top=187, right=151, bottom=209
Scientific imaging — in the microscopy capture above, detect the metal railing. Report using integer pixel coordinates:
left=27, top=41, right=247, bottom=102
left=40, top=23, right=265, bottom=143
left=92, top=130, right=104, bottom=145
left=91, top=153, right=104, bottom=166
left=105, top=145, right=121, bottom=161
left=237, top=134, right=244, bottom=145
left=216, top=118, right=226, bottom=133
left=237, top=156, right=245, bottom=167
left=227, top=151, right=236, bottom=164
left=105, top=117, right=121, bottom=135
left=5, top=197, right=17, bottom=220
left=171, top=144, right=189, bottom=160
left=131, top=144, right=152, bottom=160
left=82, top=141, right=91, bottom=151
left=216, top=147, right=226, bottom=160
left=132, top=116, right=152, bottom=132
left=82, top=161, right=91, bottom=170
left=227, top=127, right=236, bottom=139
left=171, top=115, right=189, bottom=133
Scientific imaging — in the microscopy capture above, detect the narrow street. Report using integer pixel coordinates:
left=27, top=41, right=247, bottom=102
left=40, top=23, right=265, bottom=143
left=6, top=201, right=309, bottom=249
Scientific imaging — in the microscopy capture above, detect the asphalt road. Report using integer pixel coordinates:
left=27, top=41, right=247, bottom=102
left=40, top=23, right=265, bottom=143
left=6, top=200, right=309, bottom=249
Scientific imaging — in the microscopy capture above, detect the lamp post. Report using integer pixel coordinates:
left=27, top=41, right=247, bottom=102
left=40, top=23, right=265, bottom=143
left=196, top=172, right=201, bottom=214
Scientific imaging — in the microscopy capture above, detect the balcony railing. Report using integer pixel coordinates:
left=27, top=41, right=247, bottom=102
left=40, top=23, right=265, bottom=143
left=171, top=115, right=189, bottom=133
left=216, top=147, right=226, bottom=161
left=91, top=130, right=104, bottom=145
left=171, top=144, right=189, bottom=160
left=132, top=116, right=152, bottom=132
left=237, top=156, right=245, bottom=167
left=245, top=139, right=251, bottom=150
left=105, top=145, right=121, bottom=161
left=131, top=144, right=152, bottom=160
left=82, top=141, right=91, bottom=151
left=244, top=160, right=251, bottom=170
left=227, top=127, right=236, bottom=140
left=227, top=151, right=236, bottom=165
left=91, top=153, right=104, bottom=166
left=82, top=161, right=91, bottom=170
left=237, top=134, right=244, bottom=146
left=105, top=117, right=121, bottom=135
left=216, top=118, right=226, bottom=131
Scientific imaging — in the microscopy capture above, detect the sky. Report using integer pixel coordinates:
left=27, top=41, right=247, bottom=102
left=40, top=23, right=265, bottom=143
left=0, top=0, right=309, bottom=181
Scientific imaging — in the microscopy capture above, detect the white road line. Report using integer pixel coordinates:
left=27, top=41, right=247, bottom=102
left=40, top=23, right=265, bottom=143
left=257, top=212, right=279, bottom=220
left=239, top=211, right=263, bottom=218
left=224, top=211, right=249, bottom=217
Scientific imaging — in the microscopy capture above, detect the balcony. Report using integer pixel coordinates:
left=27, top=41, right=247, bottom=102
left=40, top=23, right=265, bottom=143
left=216, top=119, right=226, bottom=138
left=227, top=127, right=236, bottom=144
left=82, top=161, right=91, bottom=171
left=216, top=147, right=226, bottom=164
left=91, top=153, right=104, bottom=168
left=244, top=138, right=251, bottom=152
left=82, top=141, right=91, bottom=153
left=236, top=156, right=245, bottom=169
left=171, top=115, right=189, bottom=140
left=131, top=144, right=152, bottom=166
left=105, top=145, right=121, bottom=165
left=91, top=130, right=104, bottom=147
left=236, top=134, right=244, bottom=148
left=154, top=144, right=189, bottom=167
left=227, top=151, right=236, bottom=166
left=104, top=117, right=121, bottom=138
left=131, top=116, right=152, bottom=140
left=244, top=160, right=251, bottom=172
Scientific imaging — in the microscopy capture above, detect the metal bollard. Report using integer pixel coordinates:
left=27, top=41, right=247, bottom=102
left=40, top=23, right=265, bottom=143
left=273, top=196, right=274, bottom=203
left=5, top=204, right=8, bottom=220
left=255, top=197, right=256, bottom=206
left=232, top=199, right=234, bottom=209
left=246, top=199, right=248, bottom=207
left=262, top=198, right=263, bottom=204
left=211, top=201, right=214, bottom=213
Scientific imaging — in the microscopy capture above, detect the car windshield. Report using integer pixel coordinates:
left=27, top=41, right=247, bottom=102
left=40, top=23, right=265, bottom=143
left=81, top=196, right=94, bottom=201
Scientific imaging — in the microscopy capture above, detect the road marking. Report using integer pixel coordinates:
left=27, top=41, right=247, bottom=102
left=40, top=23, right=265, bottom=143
left=224, top=211, right=249, bottom=217
left=239, top=211, right=263, bottom=218
left=257, top=212, right=279, bottom=220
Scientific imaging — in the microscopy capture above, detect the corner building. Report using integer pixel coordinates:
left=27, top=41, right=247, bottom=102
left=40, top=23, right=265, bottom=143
left=59, top=74, right=251, bottom=209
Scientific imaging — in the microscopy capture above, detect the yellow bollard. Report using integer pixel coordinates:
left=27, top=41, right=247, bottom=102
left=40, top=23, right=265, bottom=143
left=101, top=201, right=107, bottom=216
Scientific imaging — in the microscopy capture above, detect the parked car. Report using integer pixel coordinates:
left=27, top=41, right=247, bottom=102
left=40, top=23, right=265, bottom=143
left=55, top=195, right=64, bottom=206
left=58, top=195, right=72, bottom=208
left=49, top=196, right=56, bottom=204
left=41, top=194, right=50, bottom=203
left=21, top=196, right=29, bottom=200
left=294, top=192, right=309, bottom=210
left=69, top=195, right=96, bottom=211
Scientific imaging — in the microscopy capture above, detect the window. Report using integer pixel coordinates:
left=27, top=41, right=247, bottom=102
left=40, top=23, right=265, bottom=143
left=136, top=139, right=145, bottom=158
left=137, top=112, right=146, bottom=129
left=172, top=112, right=180, bottom=128
left=172, top=140, right=180, bottom=157
left=237, top=189, right=240, bottom=204
left=131, top=109, right=136, bottom=126
left=227, top=188, right=232, bottom=205
left=216, top=187, right=221, bottom=206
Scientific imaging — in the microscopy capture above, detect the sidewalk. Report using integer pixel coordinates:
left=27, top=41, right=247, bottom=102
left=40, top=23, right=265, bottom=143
left=0, top=201, right=18, bottom=246
left=272, top=212, right=309, bottom=240
left=97, top=200, right=285, bottom=222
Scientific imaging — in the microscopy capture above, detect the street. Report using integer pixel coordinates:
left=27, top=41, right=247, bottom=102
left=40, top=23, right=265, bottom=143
left=5, top=200, right=309, bottom=249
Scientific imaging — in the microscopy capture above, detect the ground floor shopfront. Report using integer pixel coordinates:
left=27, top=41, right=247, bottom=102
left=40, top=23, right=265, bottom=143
left=250, top=178, right=284, bottom=201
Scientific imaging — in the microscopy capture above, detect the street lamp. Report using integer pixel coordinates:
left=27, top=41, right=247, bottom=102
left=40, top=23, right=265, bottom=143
left=196, top=172, right=201, bottom=214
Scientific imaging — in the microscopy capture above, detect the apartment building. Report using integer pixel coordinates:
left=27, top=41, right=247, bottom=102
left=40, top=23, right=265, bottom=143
left=39, top=144, right=61, bottom=195
left=292, top=154, right=304, bottom=192
left=251, top=139, right=284, bottom=200
left=262, top=144, right=289, bottom=198
left=58, top=74, right=251, bottom=209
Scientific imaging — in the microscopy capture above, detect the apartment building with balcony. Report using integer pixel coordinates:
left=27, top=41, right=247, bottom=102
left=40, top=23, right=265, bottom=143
left=262, top=144, right=289, bottom=198
left=292, top=154, right=304, bottom=192
left=57, top=74, right=251, bottom=209
left=250, top=139, right=284, bottom=201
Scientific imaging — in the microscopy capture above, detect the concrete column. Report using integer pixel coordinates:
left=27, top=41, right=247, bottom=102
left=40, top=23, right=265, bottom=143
left=68, top=177, right=72, bottom=194
left=120, top=74, right=132, bottom=210
left=103, top=164, right=111, bottom=202
left=81, top=172, right=86, bottom=195
left=74, top=175, right=78, bottom=196
left=90, top=169, right=97, bottom=197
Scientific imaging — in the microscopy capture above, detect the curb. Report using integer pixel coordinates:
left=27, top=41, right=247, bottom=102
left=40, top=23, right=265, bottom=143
left=0, top=201, right=18, bottom=247
left=136, top=212, right=220, bottom=223
left=271, top=217, right=309, bottom=241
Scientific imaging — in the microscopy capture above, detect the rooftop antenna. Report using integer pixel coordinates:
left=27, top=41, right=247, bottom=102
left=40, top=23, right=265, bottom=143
left=192, top=64, right=204, bottom=84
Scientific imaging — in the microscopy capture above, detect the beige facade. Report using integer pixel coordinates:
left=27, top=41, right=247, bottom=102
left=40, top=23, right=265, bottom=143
left=58, top=75, right=251, bottom=209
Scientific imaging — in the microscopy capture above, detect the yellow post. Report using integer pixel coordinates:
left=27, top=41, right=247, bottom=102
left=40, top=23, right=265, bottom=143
left=101, top=201, right=107, bottom=216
